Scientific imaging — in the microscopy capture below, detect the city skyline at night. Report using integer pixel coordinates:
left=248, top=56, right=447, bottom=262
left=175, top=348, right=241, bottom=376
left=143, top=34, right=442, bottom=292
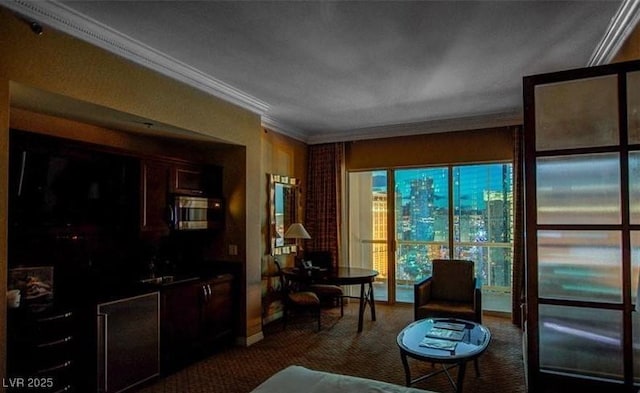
left=359, top=164, right=513, bottom=292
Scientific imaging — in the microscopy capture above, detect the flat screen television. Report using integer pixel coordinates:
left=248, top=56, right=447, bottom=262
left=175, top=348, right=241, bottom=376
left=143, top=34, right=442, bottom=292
left=9, top=131, right=138, bottom=233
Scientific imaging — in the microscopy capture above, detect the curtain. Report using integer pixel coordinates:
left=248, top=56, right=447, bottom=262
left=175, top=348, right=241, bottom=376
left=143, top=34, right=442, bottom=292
left=305, top=143, right=345, bottom=271
left=511, top=125, right=525, bottom=326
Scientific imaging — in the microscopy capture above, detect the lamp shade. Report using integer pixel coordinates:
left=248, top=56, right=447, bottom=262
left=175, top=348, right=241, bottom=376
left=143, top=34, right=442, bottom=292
left=284, top=223, right=311, bottom=239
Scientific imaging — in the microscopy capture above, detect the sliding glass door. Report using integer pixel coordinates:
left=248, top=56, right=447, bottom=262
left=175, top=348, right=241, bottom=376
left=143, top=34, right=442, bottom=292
left=394, top=168, right=449, bottom=302
left=349, top=164, right=513, bottom=309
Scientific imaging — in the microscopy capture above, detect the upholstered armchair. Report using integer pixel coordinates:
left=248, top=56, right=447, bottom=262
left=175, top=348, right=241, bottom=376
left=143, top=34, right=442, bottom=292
left=414, top=259, right=482, bottom=323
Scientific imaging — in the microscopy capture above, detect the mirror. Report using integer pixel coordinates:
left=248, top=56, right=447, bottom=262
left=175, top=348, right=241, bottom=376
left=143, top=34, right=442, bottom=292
left=269, top=174, right=298, bottom=255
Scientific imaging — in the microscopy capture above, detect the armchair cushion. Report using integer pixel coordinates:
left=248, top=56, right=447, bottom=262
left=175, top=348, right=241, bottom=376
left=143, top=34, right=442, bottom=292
left=288, top=291, right=320, bottom=306
left=274, top=260, right=322, bottom=330
left=309, top=284, right=343, bottom=297
left=415, top=300, right=478, bottom=322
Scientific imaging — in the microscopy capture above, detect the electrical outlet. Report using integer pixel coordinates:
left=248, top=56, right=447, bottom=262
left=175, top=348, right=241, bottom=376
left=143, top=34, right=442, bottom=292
left=228, top=244, right=238, bottom=255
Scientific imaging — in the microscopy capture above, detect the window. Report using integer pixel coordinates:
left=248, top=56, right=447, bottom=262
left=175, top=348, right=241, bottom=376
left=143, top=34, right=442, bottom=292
left=394, top=168, right=449, bottom=302
left=348, top=171, right=389, bottom=300
left=348, top=163, right=513, bottom=311
left=453, top=165, right=513, bottom=292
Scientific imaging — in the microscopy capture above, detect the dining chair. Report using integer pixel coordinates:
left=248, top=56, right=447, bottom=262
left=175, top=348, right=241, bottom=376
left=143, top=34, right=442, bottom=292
left=274, top=260, right=321, bottom=331
left=305, top=251, right=345, bottom=316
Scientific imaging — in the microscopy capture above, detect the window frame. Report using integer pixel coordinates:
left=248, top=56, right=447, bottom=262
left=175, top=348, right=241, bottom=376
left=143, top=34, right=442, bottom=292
left=347, top=160, right=514, bottom=307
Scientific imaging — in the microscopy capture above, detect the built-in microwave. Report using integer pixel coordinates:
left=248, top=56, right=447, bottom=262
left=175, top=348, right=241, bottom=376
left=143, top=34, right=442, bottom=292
left=170, top=195, right=224, bottom=230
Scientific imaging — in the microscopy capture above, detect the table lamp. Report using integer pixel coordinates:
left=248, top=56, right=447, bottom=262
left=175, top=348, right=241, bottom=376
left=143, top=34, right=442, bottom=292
left=284, top=223, right=311, bottom=266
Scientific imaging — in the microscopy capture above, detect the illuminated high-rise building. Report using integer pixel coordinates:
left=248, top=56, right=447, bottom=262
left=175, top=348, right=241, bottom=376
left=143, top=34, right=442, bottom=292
left=408, top=176, right=435, bottom=241
left=372, top=191, right=387, bottom=278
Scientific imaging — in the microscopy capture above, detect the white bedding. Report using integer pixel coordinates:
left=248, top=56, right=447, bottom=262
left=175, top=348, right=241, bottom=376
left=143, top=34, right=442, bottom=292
left=251, top=365, right=432, bottom=393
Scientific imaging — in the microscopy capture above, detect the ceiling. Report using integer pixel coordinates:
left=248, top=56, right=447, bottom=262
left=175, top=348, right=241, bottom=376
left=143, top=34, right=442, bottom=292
left=4, top=1, right=638, bottom=144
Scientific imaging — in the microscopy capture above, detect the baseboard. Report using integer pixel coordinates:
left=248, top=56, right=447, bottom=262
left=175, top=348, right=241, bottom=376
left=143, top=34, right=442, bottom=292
left=235, top=331, right=265, bottom=347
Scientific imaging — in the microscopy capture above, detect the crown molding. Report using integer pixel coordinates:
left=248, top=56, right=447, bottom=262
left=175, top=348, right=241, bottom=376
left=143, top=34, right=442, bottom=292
left=588, top=0, right=640, bottom=66
left=3, top=0, right=269, bottom=115
left=261, top=115, right=309, bottom=143
left=263, top=111, right=523, bottom=145
left=306, top=111, right=523, bottom=145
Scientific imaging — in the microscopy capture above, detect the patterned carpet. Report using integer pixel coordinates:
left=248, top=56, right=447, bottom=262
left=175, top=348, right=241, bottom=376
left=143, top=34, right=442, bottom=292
left=136, top=303, right=526, bottom=393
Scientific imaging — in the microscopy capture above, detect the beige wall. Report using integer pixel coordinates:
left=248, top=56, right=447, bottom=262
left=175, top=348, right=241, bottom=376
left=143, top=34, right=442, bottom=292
left=261, top=128, right=307, bottom=322
left=0, top=6, right=265, bottom=382
left=613, top=22, right=640, bottom=62
left=10, top=108, right=232, bottom=163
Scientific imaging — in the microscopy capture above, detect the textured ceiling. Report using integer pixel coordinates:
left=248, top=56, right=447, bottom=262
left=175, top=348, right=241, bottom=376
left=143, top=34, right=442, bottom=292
left=8, top=1, right=630, bottom=142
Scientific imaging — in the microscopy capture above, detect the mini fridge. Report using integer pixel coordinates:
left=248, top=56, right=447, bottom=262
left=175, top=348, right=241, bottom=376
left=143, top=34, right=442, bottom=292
left=97, top=292, right=160, bottom=393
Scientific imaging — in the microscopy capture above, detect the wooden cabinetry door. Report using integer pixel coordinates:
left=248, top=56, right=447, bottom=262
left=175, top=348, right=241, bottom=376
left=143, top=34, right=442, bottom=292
left=159, top=275, right=234, bottom=374
left=170, top=164, right=223, bottom=197
left=160, top=282, right=200, bottom=373
left=206, top=165, right=223, bottom=197
left=141, top=160, right=171, bottom=234
left=171, top=165, right=205, bottom=195
left=200, top=275, right=234, bottom=346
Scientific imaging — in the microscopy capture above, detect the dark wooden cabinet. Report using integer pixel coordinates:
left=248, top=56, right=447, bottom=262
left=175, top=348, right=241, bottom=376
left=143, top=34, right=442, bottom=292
left=205, top=165, right=223, bottom=197
left=200, top=274, right=234, bottom=346
left=160, top=275, right=234, bottom=374
left=141, top=160, right=224, bottom=235
left=7, top=308, right=77, bottom=393
left=140, top=160, right=171, bottom=234
left=160, top=280, right=200, bottom=373
left=171, top=164, right=206, bottom=195
left=7, top=131, right=231, bottom=388
left=170, top=163, right=223, bottom=197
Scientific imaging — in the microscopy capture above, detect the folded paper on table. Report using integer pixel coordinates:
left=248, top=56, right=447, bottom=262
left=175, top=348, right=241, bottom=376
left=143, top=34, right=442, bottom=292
left=419, top=337, right=457, bottom=351
left=425, top=327, right=464, bottom=341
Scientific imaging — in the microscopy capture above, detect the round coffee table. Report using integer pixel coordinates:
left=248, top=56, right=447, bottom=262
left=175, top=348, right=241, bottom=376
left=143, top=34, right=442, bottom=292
left=396, top=318, right=491, bottom=392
